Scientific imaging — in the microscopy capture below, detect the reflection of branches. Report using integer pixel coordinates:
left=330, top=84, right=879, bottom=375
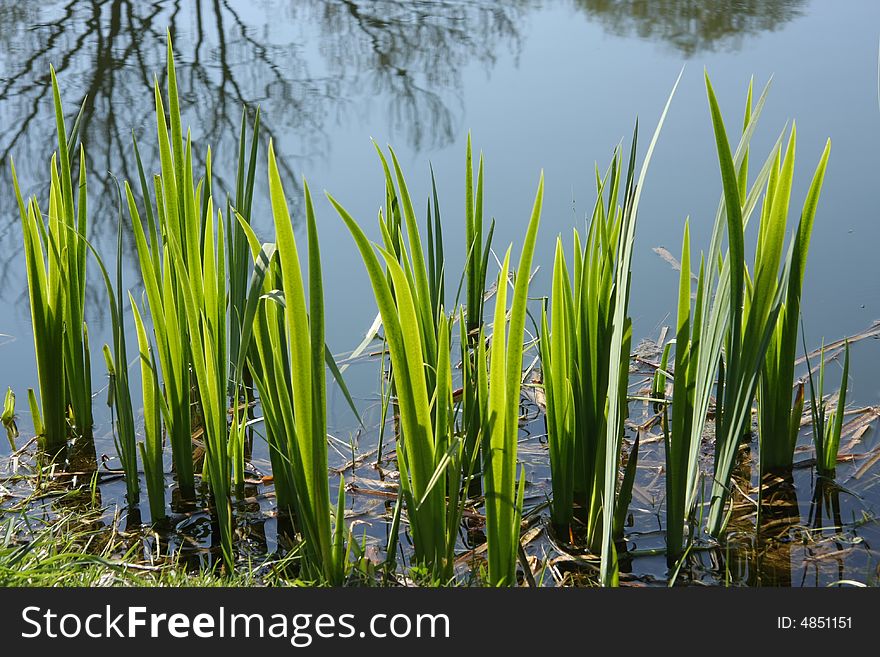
left=0, top=0, right=530, bottom=317
left=309, top=0, right=527, bottom=149
left=0, top=0, right=300, bottom=222
left=0, top=0, right=527, bottom=230
left=574, top=0, right=806, bottom=57
left=0, top=1, right=306, bottom=292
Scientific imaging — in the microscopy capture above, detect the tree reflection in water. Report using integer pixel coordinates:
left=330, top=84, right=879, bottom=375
left=0, top=0, right=530, bottom=310
left=0, top=0, right=527, bottom=223
left=574, top=0, right=806, bottom=57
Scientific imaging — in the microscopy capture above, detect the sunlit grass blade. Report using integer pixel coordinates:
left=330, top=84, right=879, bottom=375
left=329, top=182, right=458, bottom=581
left=663, top=220, right=702, bottom=567
left=84, top=181, right=139, bottom=504
left=460, top=136, right=495, bottom=487
left=484, top=172, right=543, bottom=586
left=757, top=140, right=831, bottom=475
left=805, top=338, right=850, bottom=478
left=245, top=144, right=345, bottom=583
left=465, top=133, right=494, bottom=337
left=227, top=105, right=261, bottom=395
left=599, top=71, right=680, bottom=586
left=131, top=293, right=166, bottom=521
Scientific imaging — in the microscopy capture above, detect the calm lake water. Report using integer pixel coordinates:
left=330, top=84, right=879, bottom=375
left=1, top=0, right=879, bottom=586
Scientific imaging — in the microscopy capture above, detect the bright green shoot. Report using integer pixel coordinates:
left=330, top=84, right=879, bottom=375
left=460, top=135, right=494, bottom=475
left=226, top=105, right=261, bottom=395
left=245, top=142, right=346, bottom=583
left=804, top=340, right=850, bottom=478
left=2, top=387, right=17, bottom=449
left=11, top=68, right=92, bottom=455
left=704, top=73, right=808, bottom=537
left=599, top=72, right=681, bottom=586
left=757, top=139, right=831, bottom=475
left=1, top=388, right=14, bottom=427
left=330, top=186, right=458, bottom=582
left=374, top=144, right=445, bottom=374
left=483, top=173, right=543, bottom=586
left=464, top=133, right=495, bottom=338
left=540, top=149, right=626, bottom=548
left=652, top=342, right=672, bottom=402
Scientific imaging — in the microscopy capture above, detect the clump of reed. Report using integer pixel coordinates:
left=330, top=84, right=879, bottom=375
left=703, top=73, right=832, bottom=537
left=11, top=69, right=92, bottom=456
left=480, top=176, right=542, bottom=586
left=330, top=138, right=548, bottom=585
left=540, top=74, right=679, bottom=585
left=329, top=146, right=470, bottom=583
left=661, top=78, right=774, bottom=567
left=540, top=147, right=633, bottom=553
left=755, top=134, right=830, bottom=476
left=124, top=37, right=273, bottom=568
left=244, top=146, right=349, bottom=583
left=9, top=39, right=854, bottom=586
left=125, top=40, right=198, bottom=499
left=9, top=35, right=355, bottom=578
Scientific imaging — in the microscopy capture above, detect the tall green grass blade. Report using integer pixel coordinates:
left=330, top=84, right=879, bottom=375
left=245, top=144, right=343, bottom=582
left=825, top=342, right=850, bottom=476
left=484, top=172, right=543, bottom=586
left=330, top=182, right=456, bottom=580
left=600, top=71, right=681, bottom=586
left=82, top=180, right=139, bottom=503
left=131, top=293, right=165, bottom=521
left=757, top=139, right=831, bottom=474
left=805, top=337, right=850, bottom=478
